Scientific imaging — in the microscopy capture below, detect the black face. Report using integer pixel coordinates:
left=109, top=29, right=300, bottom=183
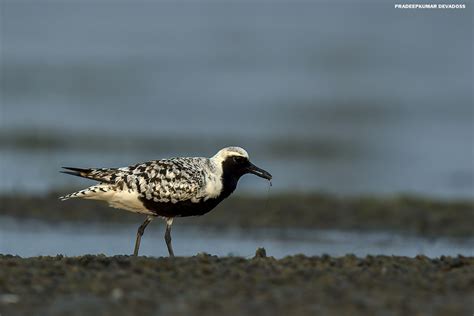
left=222, top=155, right=272, bottom=181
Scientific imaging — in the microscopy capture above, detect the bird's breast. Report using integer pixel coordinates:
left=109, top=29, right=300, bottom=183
left=203, top=173, right=223, bottom=199
left=139, top=195, right=225, bottom=217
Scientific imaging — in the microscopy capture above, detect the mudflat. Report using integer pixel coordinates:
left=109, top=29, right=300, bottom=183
left=1, top=192, right=473, bottom=237
left=0, top=253, right=473, bottom=316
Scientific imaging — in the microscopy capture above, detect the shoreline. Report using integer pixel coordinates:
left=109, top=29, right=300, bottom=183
left=1, top=192, right=473, bottom=237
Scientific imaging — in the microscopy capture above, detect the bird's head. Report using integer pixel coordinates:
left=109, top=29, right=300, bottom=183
left=212, top=147, right=272, bottom=181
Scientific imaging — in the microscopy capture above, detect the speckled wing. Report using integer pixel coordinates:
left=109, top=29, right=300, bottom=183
left=118, top=157, right=208, bottom=203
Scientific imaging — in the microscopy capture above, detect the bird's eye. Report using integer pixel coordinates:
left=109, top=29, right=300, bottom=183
left=233, top=156, right=245, bottom=163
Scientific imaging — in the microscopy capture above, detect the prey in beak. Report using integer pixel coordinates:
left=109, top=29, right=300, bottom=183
left=247, top=162, right=272, bottom=181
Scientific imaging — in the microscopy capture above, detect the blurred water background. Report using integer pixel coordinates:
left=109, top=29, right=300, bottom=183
left=1, top=1, right=473, bottom=198
left=1, top=217, right=473, bottom=258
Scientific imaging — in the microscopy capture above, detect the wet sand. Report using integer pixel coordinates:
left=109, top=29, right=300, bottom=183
left=0, top=252, right=472, bottom=316
left=1, top=192, right=473, bottom=237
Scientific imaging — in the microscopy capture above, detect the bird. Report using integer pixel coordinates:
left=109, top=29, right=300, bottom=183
left=60, top=146, right=272, bottom=257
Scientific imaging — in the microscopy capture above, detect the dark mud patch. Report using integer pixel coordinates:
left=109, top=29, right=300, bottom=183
left=0, top=253, right=473, bottom=316
left=1, top=192, right=473, bottom=237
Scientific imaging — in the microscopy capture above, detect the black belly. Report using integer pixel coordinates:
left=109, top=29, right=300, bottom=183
left=140, top=172, right=240, bottom=218
left=139, top=196, right=225, bottom=218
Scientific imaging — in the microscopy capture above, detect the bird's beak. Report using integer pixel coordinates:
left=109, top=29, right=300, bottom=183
left=247, top=162, right=272, bottom=180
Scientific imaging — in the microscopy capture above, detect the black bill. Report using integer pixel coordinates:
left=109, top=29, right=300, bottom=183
left=247, top=162, right=272, bottom=180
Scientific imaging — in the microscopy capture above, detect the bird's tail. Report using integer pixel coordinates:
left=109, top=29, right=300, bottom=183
left=59, top=185, right=112, bottom=201
left=60, top=167, right=118, bottom=183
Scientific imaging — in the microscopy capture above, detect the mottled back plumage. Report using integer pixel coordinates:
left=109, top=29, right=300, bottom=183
left=60, top=157, right=222, bottom=214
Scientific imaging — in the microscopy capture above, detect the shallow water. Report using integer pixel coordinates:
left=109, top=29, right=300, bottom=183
left=0, top=217, right=472, bottom=258
left=1, top=1, right=473, bottom=198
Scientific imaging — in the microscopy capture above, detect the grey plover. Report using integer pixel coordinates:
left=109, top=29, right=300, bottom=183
left=60, top=147, right=272, bottom=257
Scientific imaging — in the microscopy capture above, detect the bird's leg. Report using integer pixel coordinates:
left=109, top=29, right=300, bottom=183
left=164, top=218, right=175, bottom=257
left=133, top=216, right=154, bottom=256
